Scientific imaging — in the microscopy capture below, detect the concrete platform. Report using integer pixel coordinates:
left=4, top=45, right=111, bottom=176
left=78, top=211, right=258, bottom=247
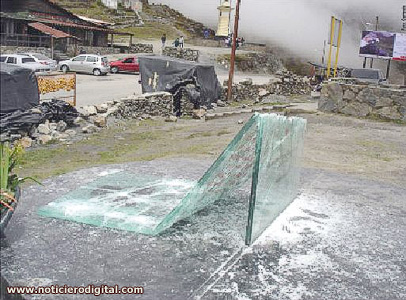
left=1, top=158, right=405, bottom=299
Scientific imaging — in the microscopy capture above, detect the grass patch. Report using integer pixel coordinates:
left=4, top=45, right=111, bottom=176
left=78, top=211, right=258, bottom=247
left=187, top=132, right=214, bottom=139
left=120, top=22, right=181, bottom=41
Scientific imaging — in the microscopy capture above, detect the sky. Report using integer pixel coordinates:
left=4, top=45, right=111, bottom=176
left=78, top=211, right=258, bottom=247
left=154, top=0, right=405, bottom=67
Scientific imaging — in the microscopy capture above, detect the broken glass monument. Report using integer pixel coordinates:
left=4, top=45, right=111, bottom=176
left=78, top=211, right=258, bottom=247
left=38, top=113, right=306, bottom=245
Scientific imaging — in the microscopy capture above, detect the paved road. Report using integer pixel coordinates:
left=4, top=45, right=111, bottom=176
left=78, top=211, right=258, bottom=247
left=75, top=72, right=142, bottom=107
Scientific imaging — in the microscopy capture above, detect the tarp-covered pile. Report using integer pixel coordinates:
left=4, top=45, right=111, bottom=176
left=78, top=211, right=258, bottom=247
left=0, top=63, right=39, bottom=114
left=139, top=56, right=222, bottom=114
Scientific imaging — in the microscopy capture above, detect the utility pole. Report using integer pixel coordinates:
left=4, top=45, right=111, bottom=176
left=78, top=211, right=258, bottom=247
left=227, top=0, right=241, bottom=102
left=370, top=16, right=379, bottom=68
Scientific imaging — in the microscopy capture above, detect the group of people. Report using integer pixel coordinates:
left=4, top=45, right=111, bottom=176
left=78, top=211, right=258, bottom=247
left=224, top=34, right=245, bottom=48
left=161, top=34, right=185, bottom=49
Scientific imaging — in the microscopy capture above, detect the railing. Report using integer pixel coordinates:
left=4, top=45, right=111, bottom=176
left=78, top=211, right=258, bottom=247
left=0, top=33, right=51, bottom=47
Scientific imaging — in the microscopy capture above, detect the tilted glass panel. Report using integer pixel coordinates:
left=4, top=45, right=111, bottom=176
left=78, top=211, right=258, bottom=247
left=246, top=114, right=306, bottom=244
left=38, top=173, right=195, bottom=234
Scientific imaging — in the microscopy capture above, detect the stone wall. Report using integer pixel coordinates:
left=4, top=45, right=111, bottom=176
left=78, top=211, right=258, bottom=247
left=224, top=72, right=312, bottom=102
left=80, top=92, right=174, bottom=122
left=130, top=43, right=153, bottom=53
left=0, top=46, right=51, bottom=57
left=319, top=83, right=406, bottom=121
left=162, top=47, right=199, bottom=62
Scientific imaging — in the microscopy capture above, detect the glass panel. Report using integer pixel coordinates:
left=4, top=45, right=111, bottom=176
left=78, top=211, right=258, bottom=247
left=38, top=173, right=195, bottom=234
left=72, top=56, right=86, bottom=62
left=155, top=115, right=259, bottom=233
left=38, top=113, right=306, bottom=242
left=246, top=114, right=306, bottom=244
left=86, top=56, right=98, bottom=62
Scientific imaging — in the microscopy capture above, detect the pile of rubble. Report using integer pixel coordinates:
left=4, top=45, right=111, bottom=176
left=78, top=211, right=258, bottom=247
left=163, top=47, right=200, bottom=62
left=1, top=93, right=175, bottom=148
left=224, top=72, right=312, bottom=102
left=217, top=52, right=284, bottom=75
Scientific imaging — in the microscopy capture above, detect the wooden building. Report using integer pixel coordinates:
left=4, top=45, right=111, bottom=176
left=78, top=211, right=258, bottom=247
left=0, top=0, right=131, bottom=50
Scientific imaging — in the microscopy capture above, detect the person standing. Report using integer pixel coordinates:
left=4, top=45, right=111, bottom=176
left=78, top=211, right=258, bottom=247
left=179, top=36, right=184, bottom=48
left=161, top=34, right=167, bottom=49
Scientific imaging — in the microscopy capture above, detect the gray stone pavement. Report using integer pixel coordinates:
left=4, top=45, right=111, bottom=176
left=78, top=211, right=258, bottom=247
left=1, top=159, right=405, bottom=299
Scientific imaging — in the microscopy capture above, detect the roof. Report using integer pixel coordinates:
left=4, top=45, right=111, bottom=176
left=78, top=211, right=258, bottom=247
left=0, top=54, right=31, bottom=58
left=28, top=22, right=73, bottom=39
left=76, top=15, right=114, bottom=26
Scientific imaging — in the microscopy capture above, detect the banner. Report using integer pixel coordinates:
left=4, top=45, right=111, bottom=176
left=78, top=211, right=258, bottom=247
left=359, top=31, right=395, bottom=59
left=359, top=31, right=406, bottom=61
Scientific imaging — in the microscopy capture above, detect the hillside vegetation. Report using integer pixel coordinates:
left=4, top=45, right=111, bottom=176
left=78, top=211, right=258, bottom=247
left=53, top=0, right=210, bottom=41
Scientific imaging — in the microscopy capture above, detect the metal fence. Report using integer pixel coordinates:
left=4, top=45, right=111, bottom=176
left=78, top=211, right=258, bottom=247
left=0, top=33, right=51, bottom=47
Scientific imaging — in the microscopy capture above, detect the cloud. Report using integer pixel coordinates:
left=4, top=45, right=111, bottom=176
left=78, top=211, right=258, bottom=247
left=155, top=0, right=404, bottom=67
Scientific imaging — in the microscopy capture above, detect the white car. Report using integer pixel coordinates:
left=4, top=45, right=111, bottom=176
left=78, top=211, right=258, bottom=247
left=58, top=54, right=109, bottom=76
left=19, top=52, right=57, bottom=71
left=0, top=54, right=51, bottom=73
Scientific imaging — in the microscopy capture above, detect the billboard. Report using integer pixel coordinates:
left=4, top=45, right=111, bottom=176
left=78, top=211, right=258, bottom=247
left=393, top=33, right=406, bottom=61
left=359, top=31, right=406, bottom=61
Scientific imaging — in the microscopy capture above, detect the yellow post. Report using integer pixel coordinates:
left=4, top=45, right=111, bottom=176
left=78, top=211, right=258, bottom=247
left=333, top=20, right=343, bottom=77
left=326, top=16, right=335, bottom=79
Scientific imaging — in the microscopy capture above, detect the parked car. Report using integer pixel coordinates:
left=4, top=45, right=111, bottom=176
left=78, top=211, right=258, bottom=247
left=19, top=52, right=57, bottom=71
left=110, top=56, right=139, bottom=73
left=350, top=68, right=387, bottom=84
left=0, top=54, right=51, bottom=74
left=58, top=54, right=109, bottom=76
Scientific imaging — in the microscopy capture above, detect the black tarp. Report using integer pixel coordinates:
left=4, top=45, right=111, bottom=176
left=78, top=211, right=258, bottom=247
left=0, top=63, right=40, bottom=114
left=139, top=56, right=222, bottom=109
left=0, top=99, right=79, bottom=137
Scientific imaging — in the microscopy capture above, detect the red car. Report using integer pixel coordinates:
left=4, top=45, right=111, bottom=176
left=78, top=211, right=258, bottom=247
left=110, top=56, right=139, bottom=73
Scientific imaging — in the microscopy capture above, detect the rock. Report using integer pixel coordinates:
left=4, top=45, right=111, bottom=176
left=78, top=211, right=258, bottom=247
left=340, top=102, right=371, bottom=117
left=0, top=133, right=10, bottom=142
left=84, top=105, right=97, bottom=116
left=30, top=108, right=42, bottom=114
left=74, top=116, right=86, bottom=126
left=37, top=123, right=51, bottom=135
left=76, top=107, right=90, bottom=117
left=10, top=134, right=22, bottom=141
left=192, top=109, right=206, bottom=119
left=165, top=116, right=178, bottom=122
left=240, top=78, right=252, bottom=85
left=375, top=97, right=393, bottom=108
left=82, top=125, right=98, bottom=134
left=258, top=89, right=268, bottom=97
left=38, top=134, right=52, bottom=145
left=55, top=133, right=70, bottom=140
left=238, top=119, right=244, bottom=124
left=49, top=123, right=57, bottom=131
left=56, top=121, right=67, bottom=132
left=96, top=103, right=108, bottom=113
left=65, top=129, right=77, bottom=137
left=92, top=115, right=107, bottom=128
left=211, top=103, right=218, bottom=108
left=217, top=100, right=227, bottom=107
left=376, top=106, right=401, bottom=120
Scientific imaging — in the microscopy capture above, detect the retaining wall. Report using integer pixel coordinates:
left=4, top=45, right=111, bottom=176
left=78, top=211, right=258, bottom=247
left=319, top=82, right=406, bottom=121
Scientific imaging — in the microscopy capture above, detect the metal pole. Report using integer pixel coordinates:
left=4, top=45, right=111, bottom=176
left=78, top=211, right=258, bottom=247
left=386, top=59, right=391, bottom=82
left=370, top=16, right=378, bottom=68
left=363, top=57, right=367, bottom=68
left=51, top=36, right=54, bottom=60
left=326, top=16, right=335, bottom=79
left=333, top=20, right=343, bottom=77
left=227, top=0, right=241, bottom=102
left=322, top=40, right=326, bottom=65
